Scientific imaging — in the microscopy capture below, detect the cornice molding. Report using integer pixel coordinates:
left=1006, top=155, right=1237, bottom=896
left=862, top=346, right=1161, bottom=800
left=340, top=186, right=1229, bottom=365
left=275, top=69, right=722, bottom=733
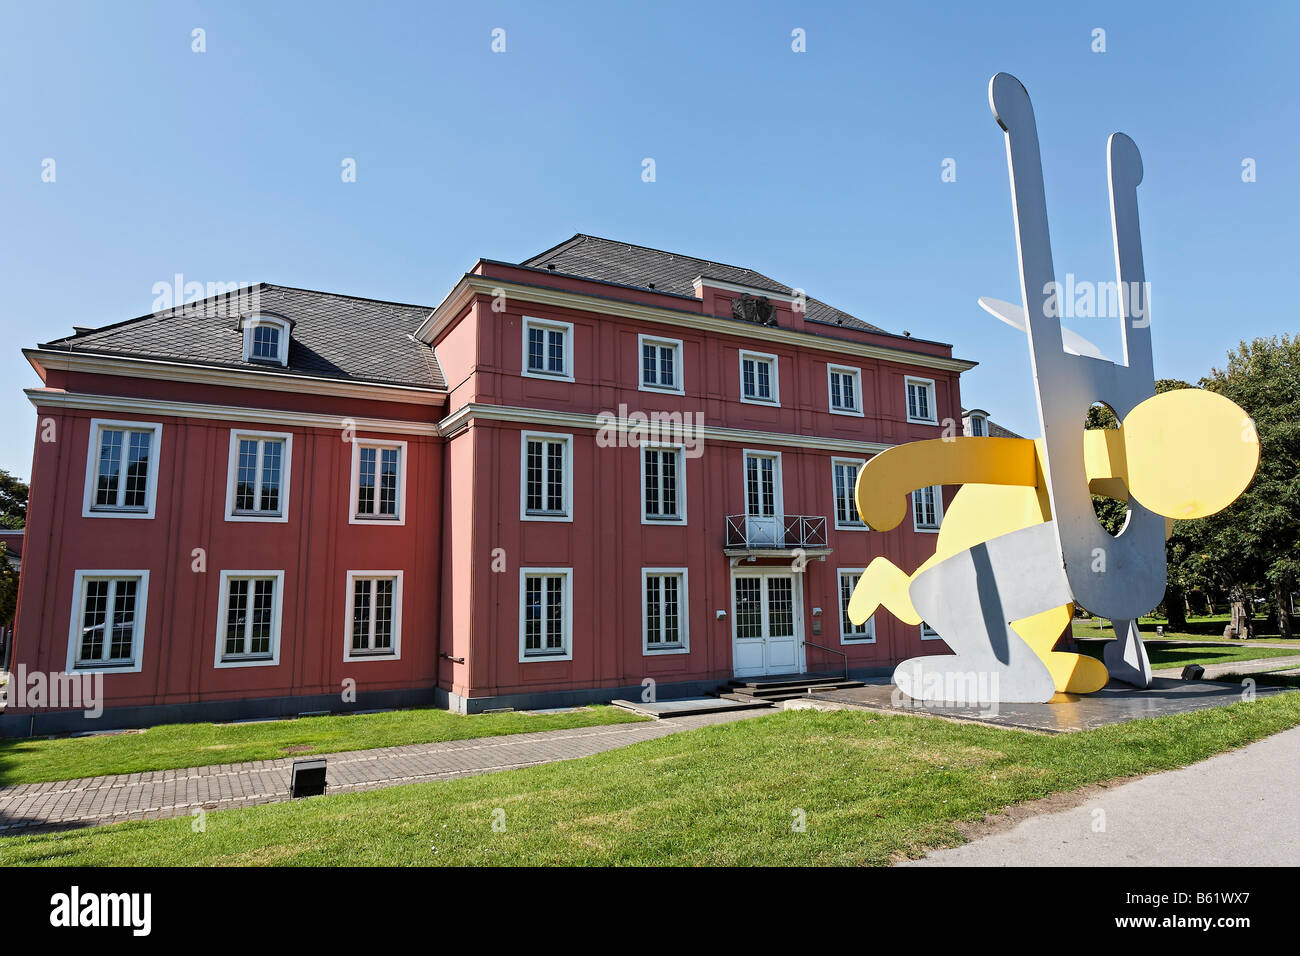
left=26, top=389, right=440, bottom=436
left=437, top=402, right=893, bottom=455
left=24, top=349, right=447, bottom=407
left=417, top=275, right=976, bottom=373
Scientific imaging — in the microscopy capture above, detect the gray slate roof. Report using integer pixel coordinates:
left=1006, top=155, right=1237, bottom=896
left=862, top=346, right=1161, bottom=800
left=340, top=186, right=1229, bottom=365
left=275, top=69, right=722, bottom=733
left=522, top=234, right=885, bottom=333
left=41, top=284, right=444, bottom=390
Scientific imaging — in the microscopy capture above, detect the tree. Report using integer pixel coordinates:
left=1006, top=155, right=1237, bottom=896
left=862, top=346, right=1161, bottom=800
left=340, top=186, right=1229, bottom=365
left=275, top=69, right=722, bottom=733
left=0, top=543, right=17, bottom=628
left=0, top=469, right=27, bottom=530
left=1190, top=336, right=1300, bottom=638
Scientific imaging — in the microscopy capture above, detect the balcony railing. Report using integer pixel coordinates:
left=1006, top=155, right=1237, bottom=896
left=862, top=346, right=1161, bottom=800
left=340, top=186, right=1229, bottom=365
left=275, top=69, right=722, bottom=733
left=725, top=514, right=828, bottom=551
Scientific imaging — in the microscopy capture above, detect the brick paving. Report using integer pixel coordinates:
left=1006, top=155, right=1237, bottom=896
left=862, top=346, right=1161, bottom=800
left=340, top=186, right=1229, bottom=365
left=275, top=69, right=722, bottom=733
left=0, top=708, right=771, bottom=834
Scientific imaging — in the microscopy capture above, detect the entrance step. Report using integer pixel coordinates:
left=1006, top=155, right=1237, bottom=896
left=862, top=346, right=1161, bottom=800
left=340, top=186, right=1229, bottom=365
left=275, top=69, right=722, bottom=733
left=728, top=672, right=851, bottom=690
left=610, top=696, right=773, bottom=719
left=723, top=678, right=865, bottom=702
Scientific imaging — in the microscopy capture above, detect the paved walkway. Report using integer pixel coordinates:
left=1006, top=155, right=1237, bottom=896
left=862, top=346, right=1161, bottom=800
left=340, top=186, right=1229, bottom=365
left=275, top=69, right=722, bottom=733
left=904, top=725, right=1300, bottom=866
left=0, top=709, right=770, bottom=834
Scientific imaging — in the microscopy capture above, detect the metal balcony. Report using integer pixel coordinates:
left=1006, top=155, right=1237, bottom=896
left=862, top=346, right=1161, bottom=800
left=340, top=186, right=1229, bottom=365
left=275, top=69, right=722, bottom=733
left=724, top=514, right=832, bottom=565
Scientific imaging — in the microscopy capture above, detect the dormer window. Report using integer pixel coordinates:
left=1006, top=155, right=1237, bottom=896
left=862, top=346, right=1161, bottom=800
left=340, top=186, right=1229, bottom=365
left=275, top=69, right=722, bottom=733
left=240, top=314, right=292, bottom=367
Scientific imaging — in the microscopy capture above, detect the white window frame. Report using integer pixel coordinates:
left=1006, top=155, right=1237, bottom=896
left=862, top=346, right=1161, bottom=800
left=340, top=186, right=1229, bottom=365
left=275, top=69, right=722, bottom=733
left=520, top=431, right=573, bottom=522
left=921, top=622, right=942, bottom=641
left=912, top=484, right=944, bottom=533
left=642, top=567, right=690, bottom=655
left=343, top=571, right=403, bottom=662
left=831, top=457, right=867, bottom=531
left=640, top=443, right=687, bottom=524
left=66, top=570, right=150, bottom=674
left=213, top=570, right=285, bottom=668
left=82, top=419, right=163, bottom=519
left=837, top=568, right=876, bottom=645
left=522, top=316, right=575, bottom=382
left=967, top=414, right=988, bottom=437
left=738, top=349, right=780, bottom=406
left=349, top=437, right=408, bottom=526
left=827, top=364, right=864, bottom=417
left=637, top=333, right=684, bottom=394
left=905, top=376, right=938, bottom=424
left=241, top=314, right=291, bottom=366
left=741, top=448, right=784, bottom=524
left=224, top=429, right=293, bottom=523
left=518, top=567, right=573, bottom=662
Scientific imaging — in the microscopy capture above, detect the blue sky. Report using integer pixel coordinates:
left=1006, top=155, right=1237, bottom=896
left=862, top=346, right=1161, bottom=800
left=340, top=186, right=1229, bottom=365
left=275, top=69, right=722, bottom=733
left=1, top=0, right=1296, bottom=479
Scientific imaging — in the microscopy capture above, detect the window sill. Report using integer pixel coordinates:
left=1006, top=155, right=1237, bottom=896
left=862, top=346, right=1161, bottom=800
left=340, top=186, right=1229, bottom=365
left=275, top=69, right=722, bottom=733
left=739, top=396, right=780, bottom=407
left=834, top=523, right=869, bottom=532
left=906, top=416, right=940, bottom=426
left=215, top=656, right=279, bottom=668
left=227, top=511, right=288, bottom=523
left=520, top=651, right=573, bottom=662
left=522, top=368, right=576, bottom=383
left=638, top=382, right=685, bottom=396
left=829, top=406, right=865, bottom=418
left=85, top=508, right=152, bottom=519
left=345, top=650, right=400, bottom=662
left=351, top=514, right=405, bottom=526
left=643, top=645, right=689, bottom=656
left=522, top=511, right=573, bottom=523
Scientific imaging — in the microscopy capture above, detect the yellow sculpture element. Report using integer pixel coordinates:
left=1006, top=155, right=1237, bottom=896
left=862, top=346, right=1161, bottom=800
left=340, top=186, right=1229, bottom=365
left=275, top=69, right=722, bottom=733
left=849, top=389, right=1260, bottom=695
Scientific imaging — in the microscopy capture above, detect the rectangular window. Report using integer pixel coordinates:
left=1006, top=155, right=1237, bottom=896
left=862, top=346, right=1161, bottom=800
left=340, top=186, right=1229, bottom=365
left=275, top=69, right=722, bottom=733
left=69, top=572, right=148, bottom=671
left=921, top=621, right=941, bottom=640
left=828, top=365, right=863, bottom=415
left=906, top=377, right=937, bottom=423
left=838, top=569, right=875, bottom=644
left=739, top=350, right=779, bottom=405
left=520, top=569, right=572, bottom=661
left=346, top=572, right=402, bottom=659
left=521, top=432, right=571, bottom=520
left=351, top=439, right=406, bottom=524
left=251, top=325, right=281, bottom=361
left=523, top=317, right=574, bottom=381
left=215, top=571, right=284, bottom=666
left=832, top=458, right=866, bottom=529
left=638, top=334, right=683, bottom=393
left=227, top=431, right=291, bottom=521
left=642, top=445, right=684, bottom=522
left=84, top=420, right=161, bottom=518
left=643, top=569, right=688, bottom=653
left=745, top=453, right=778, bottom=517
left=913, top=485, right=943, bottom=531
left=969, top=416, right=987, bottom=436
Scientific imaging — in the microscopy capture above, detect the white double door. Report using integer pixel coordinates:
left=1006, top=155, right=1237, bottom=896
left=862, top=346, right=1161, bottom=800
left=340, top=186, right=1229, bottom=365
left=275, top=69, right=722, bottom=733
left=731, top=569, right=804, bottom=678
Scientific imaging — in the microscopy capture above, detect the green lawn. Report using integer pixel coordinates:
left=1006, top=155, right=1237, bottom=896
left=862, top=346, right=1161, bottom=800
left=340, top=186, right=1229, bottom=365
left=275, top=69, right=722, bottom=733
left=3, top=692, right=1298, bottom=866
left=0, top=706, right=645, bottom=787
left=1073, top=639, right=1298, bottom=670
left=1073, top=614, right=1299, bottom=643
left=1071, top=617, right=1299, bottom=646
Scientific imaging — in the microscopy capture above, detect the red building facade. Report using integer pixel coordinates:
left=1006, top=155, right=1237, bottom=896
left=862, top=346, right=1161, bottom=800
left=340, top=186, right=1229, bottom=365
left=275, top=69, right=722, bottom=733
left=3, top=236, right=974, bottom=733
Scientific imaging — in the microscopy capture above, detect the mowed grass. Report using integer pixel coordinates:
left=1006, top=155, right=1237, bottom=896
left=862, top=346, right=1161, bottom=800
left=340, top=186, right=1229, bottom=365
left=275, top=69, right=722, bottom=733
left=1073, top=639, right=1298, bottom=670
left=1072, top=617, right=1299, bottom=644
left=0, top=706, right=645, bottom=787
left=4, top=692, right=1299, bottom=866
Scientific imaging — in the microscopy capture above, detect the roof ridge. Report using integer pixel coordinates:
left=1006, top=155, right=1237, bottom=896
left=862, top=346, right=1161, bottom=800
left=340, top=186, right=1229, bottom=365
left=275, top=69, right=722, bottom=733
left=526, top=233, right=776, bottom=283
left=261, top=283, right=435, bottom=312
